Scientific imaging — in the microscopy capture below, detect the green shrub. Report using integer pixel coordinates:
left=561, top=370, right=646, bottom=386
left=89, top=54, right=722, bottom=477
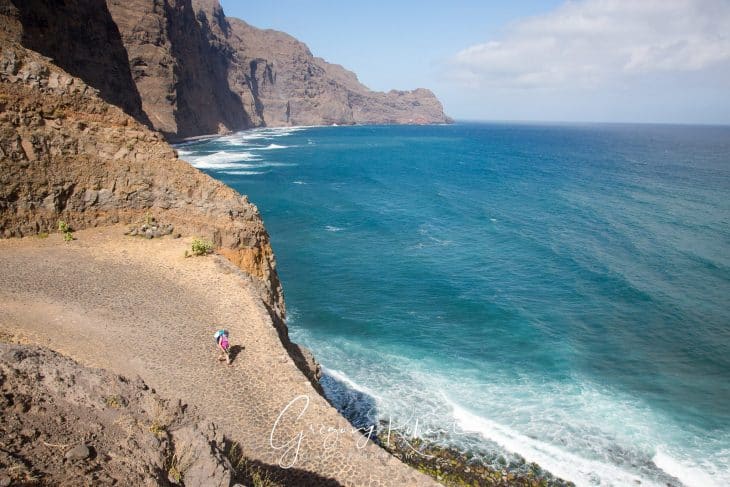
left=63, top=231, right=74, bottom=242
left=190, top=238, right=213, bottom=256
left=58, top=220, right=70, bottom=233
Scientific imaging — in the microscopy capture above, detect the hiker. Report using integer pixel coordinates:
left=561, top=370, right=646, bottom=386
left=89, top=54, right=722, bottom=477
left=214, top=329, right=232, bottom=364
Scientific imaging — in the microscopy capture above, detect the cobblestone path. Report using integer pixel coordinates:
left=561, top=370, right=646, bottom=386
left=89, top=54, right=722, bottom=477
left=0, top=227, right=437, bottom=486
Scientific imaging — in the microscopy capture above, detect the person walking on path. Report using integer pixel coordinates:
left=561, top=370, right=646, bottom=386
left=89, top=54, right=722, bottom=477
left=214, top=329, right=232, bottom=364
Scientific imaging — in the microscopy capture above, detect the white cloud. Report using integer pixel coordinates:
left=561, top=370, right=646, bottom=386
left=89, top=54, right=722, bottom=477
left=452, top=0, right=730, bottom=90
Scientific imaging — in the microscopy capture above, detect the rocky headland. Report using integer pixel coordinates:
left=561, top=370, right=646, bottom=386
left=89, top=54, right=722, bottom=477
left=3, top=0, right=451, bottom=140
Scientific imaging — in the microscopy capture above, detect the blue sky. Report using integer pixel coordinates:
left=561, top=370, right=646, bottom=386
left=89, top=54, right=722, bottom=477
left=220, top=1, right=730, bottom=124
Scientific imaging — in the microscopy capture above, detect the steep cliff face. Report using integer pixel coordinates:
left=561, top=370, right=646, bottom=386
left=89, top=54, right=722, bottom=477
left=225, top=18, right=451, bottom=126
left=106, top=0, right=252, bottom=138
left=4, top=0, right=253, bottom=139
left=2, top=0, right=151, bottom=127
left=0, top=41, right=284, bottom=316
left=3, top=0, right=449, bottom=139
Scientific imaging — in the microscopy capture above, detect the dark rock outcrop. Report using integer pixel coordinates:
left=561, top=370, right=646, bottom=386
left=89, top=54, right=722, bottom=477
left=3, top=0, right=151, bottom=128
left=2, top=0, right=450, bottom=140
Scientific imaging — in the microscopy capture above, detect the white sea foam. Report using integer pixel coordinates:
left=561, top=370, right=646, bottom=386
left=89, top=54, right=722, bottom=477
left=231, top=162, right=296, bottom=169
left=217, top=133, right=249, bottom=145
left=322, top=367, right=381, bottom=402
left=250, top=143, right=288, bottom=150
left=219, top=126, right=307, bottom=145
left=220, top=170, right=268, bottom=176
left=181, top=150, right=261, bottom=169
left=653, top=449, right=723, bottom=487
left=325, top=226, right=344, bottom=232
left=447, top=399, right=665, bottom=487
left=237, top=133, right=270, bottom=142
left=293, top=181, right=307, bottom=185
left=290, top=329, right=728, bottom=487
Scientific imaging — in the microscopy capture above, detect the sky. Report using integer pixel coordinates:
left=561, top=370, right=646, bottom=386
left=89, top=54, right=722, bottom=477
left=220, top=0, right=730, bottom=124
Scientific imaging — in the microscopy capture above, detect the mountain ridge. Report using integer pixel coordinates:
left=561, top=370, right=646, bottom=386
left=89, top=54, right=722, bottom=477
left=3, top=0, right=451, bottom=140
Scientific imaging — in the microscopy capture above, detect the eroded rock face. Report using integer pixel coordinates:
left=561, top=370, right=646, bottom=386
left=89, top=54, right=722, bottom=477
left=0, top=42, right=284, bottom=317
left=224, top=17, right=451, bottom=127
left=3, top=0, right=450, bottom=139
left=105, top=0, right=252, bottom=139
left=0, top=343, right=233, bottom=486
left=2, top=0, right=152, bottom=128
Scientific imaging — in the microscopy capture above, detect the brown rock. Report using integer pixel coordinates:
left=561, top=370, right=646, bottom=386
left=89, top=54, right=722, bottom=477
left=65, top=444, right=91, bottom=461
left=1, top=0, right=450, bottom=140
left=224, top=15, right=451, bottom=127
left=0, top=43, right=284, bottom=317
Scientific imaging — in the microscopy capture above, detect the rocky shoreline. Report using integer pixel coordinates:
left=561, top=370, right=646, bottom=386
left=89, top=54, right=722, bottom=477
left=0, top=2, right=574, bottom=485
left=374, top=425, right=574, bottom=487
left=0, top=228, right=440, bottom=486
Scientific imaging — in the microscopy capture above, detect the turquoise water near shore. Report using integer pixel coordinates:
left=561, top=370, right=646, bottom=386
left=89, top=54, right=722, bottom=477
left=178, top=123, right=730, bottom=487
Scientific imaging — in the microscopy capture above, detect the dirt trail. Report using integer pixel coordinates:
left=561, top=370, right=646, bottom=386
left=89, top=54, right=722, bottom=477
left=0, top=227, right=437, bottom=487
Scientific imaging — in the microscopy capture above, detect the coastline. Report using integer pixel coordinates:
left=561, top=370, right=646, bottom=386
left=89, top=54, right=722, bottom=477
left=0, top=227, right=438, bottom=486
left=181, top=122, right=730, bottom=487
left=0, top=226, right=574, bottom=487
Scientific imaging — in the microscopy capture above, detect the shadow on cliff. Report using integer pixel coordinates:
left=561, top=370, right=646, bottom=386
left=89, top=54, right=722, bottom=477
left=166, top=0, right=254, bottom=140
left=224, top=447, right=344, bottom=487
left=262, top=303, right=380, bottom=436
left=12, top=0, right=152, bottom=129
left=318, top=371, right=379, bottom=433
left=263, top=302, right=326, bottom=396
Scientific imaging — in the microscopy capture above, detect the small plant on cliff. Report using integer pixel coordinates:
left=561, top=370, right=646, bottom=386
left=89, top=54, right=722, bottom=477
left=190, top=238, right=213, bottom=256
left=58, top=220, right=75, bottom=241
left=148, top=399, right=171, bottom=437
left=166, top=445, right=196, bottom=485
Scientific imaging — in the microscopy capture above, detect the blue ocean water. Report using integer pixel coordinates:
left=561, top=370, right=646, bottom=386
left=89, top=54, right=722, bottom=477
left=178, top=123, right=730, bottom=487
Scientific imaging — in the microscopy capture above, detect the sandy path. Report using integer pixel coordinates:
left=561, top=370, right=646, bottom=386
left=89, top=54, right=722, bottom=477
left=0, top=227, right=436, bottom=487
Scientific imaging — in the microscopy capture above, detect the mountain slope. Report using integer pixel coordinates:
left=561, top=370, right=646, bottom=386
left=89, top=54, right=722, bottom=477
left=3, top=0, right=450, bottom=139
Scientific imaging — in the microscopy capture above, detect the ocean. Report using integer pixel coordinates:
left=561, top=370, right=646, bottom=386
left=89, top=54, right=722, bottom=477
left=177, top=122, right=730, bottom=487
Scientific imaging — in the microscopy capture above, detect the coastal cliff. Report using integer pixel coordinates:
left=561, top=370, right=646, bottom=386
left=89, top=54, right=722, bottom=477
left=2, top=0, right=450, bottom=140
left=0, top=40, right=284, bottom=320
left=0, top=3, right=449, bottom=485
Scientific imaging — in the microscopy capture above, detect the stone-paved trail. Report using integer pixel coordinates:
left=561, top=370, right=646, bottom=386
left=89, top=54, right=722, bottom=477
left=0, top=227, right=438, bottom=487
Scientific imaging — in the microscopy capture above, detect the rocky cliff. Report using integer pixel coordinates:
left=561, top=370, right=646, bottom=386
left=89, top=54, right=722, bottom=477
left=0, top=343, right=235, bottom=486
left=2, top=0, right=450, bottom=140
left=0, top=40, right=284, bottom=318
left=224, top=16, right=450, bottom=127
